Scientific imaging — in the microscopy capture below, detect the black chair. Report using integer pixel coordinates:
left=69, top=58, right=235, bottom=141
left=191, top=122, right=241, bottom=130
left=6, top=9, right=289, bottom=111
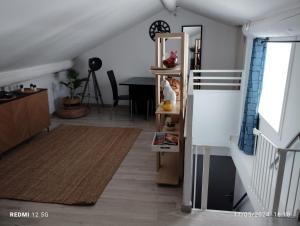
left=107, top=70, right=133, bottom=119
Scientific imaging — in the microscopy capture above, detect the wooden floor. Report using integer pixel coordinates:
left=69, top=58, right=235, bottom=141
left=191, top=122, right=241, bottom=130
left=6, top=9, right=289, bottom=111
left=0, top=107, right=298, bottom=226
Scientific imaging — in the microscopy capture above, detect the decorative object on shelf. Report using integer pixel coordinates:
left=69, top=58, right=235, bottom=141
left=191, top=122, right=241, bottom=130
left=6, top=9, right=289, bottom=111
left=163, top=100, right=173, bottom=111
left=162, top=79, right=176, bottom=107
left=182, top=25, right=203, bottom=69
left=166, top=77, right=180, bottom=99
left=164, top=117, right=176, bottom=131
left=149, top=20, right=171, bottom=41
left=163, top=51, right=178, bottom=68
left=20, top=85, right=39, bottom=93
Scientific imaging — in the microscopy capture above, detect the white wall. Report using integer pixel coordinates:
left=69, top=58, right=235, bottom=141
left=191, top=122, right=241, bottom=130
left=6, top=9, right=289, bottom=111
left=3, top=72, right=68, bottom=114
left=74, top=8, right=240, bottom=105
left=192, top=90, right=241, bottom=147
left=235, top=27, right=246, bottom=69
left=234, top=172, right=255, bottom=212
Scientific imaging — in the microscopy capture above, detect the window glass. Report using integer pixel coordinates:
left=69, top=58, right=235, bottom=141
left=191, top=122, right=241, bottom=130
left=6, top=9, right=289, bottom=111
left=258, top=42, right=292, bottom=132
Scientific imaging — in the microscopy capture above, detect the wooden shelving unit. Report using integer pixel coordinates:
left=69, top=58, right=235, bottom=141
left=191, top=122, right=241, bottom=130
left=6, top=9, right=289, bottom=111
left=151, top=32, right=189, bottom=185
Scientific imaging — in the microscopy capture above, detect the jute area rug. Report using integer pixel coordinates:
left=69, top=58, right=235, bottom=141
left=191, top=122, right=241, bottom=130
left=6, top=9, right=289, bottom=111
left=0, top=125, right=141, bottom=205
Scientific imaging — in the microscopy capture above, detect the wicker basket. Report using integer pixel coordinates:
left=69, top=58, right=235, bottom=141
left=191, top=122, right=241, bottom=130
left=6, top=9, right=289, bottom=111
left=63, top=97, right=81, bottom=106
left=56, top=105, right=89, bottom=119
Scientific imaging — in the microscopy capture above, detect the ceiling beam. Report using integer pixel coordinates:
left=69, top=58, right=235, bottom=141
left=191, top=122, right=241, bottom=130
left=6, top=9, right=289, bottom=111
left=161, top=0, right=177, bottom=12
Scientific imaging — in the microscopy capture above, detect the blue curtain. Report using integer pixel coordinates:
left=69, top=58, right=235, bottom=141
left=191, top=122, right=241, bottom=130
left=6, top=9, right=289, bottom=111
left=238, top=38, right=267, bottom=155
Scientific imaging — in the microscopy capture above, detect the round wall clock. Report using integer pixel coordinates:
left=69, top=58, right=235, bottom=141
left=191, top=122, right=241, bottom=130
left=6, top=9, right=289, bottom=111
left=149, top=20, right=171, bottom=41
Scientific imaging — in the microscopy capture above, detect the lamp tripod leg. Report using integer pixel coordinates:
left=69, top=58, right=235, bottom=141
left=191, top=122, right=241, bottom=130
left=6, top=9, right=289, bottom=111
left=91, top=72, right=101, bottom=113
left=93, top=73, right=104, bottom=107
left=81, top=70, right=92, bottom=104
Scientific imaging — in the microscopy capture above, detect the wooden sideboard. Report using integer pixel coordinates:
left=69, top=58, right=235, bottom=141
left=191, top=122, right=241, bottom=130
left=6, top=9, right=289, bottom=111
left=0, top=89, right=50, bottom=154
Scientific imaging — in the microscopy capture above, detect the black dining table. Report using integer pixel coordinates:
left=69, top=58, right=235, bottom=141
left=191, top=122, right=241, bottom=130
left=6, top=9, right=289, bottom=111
left=119, top=77, right=155, bottom=119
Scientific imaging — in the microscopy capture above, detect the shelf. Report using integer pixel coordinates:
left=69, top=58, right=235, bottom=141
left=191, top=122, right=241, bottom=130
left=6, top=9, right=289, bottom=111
left=156, top=152, right=179, bottom=185
left=155, top=101, right=180, bottom=115
left=151, top=32, right=188, bottom=186
left=151, top=67, right=181, bottom=76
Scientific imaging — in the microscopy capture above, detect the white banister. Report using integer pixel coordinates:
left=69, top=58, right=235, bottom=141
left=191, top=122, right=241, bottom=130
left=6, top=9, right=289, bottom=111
left=195, top=76, right=242, bottom=80
left=193, top=83, right=241, bottom=86
left=192, top=69, right=244, bottom=73
left=182, top=72, right=194, bottom=212
left=251, top=129, right=300, bottom=217
left=201, top=146, right=210, bottom=210
left=272, top=151, right=287, bottom=214
left=192, top=70, right=243, bottom=90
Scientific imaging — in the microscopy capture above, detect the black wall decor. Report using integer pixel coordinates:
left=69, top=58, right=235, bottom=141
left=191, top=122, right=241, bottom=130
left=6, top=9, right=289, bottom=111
left=149, top=20, right=170, bottom=41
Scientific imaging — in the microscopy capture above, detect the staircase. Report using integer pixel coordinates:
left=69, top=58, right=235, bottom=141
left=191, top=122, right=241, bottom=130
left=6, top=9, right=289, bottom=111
left=182, top=70, right=300, bottom=224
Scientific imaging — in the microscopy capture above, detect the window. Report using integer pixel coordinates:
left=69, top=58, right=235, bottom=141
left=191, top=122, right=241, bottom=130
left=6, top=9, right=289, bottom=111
left=258, top=42, right=292, bottom=132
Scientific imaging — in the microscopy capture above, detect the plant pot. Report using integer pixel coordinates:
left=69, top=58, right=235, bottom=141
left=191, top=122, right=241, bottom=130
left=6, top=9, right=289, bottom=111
left=63, top=97, right=81, bottom=106
left=56, top=105, right=89, bottom=119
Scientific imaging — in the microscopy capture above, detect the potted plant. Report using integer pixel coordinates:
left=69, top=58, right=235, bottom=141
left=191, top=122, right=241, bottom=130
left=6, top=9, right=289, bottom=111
left=60, top=69, right=84, bottom=106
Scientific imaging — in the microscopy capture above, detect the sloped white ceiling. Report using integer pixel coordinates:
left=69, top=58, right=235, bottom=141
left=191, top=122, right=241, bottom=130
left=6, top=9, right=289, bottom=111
left=0, top=0, right=299, bottom=73
left=178, top=0, right=300, bottom=25
left=0, top=0, right=162, bottom=71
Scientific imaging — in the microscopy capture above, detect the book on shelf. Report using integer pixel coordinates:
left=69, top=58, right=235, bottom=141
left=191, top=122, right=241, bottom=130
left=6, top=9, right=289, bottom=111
left=153, top=132, right=178, bottom=146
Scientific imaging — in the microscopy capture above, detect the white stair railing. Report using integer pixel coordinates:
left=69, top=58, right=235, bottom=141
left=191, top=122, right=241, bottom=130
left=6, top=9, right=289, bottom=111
left=192, top=69, right=243, bottom=90
left=183, top=70, right=300, bottom=218
left=182, top=69, right=243, bottom=211
left=251, top=128, right=300, bottom=217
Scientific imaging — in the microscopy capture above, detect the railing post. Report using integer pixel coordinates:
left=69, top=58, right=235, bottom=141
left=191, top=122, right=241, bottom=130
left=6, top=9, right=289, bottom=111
left=182, top=73, right=194, bottom=212
left=272, top=149, right=287, bottom=216
left=201, top=146, right=210, bottom=210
